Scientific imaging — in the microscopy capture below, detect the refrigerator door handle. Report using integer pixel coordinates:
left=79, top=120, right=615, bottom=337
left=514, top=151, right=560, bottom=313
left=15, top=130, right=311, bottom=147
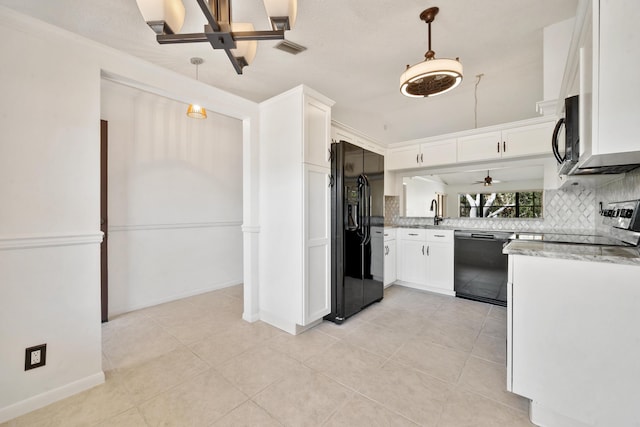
left=356, top=174, right=366, bottom=242
left=362, top=174, right=372, bottom=245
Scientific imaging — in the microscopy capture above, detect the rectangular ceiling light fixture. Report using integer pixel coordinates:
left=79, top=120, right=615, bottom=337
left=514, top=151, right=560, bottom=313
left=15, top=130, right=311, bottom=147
left=135, top=0, right=298, bottom=74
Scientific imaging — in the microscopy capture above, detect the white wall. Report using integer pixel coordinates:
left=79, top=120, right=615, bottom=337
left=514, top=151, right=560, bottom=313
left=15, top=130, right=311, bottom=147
left=403, top=177, right=446, bottom=217
left=0, top=6, right=258, bottom=422
left=101, top=81, right=243, bottom=315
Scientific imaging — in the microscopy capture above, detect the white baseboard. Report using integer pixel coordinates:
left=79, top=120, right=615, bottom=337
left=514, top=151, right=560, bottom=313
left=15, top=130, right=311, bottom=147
left=108, top=280, right=243, bottom=317
left=393, top=281, right=456, bottom=297
left=0, top=371, right=105, bottom=424
left=242, top=311, right=260, bottom=323
left=259, top=310, right=323, bottom=335
left=259, top=310, right=298, bottom=335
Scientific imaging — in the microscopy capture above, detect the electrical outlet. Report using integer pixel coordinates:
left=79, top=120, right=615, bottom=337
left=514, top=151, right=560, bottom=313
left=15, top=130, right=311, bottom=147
left=25, top=344, right=46, bottom=371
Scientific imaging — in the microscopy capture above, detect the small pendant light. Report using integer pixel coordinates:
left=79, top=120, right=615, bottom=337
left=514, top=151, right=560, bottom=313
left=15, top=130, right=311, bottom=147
left=187, top=57, right=207, bottom=119
left=400, top=7, right=463, bottom=98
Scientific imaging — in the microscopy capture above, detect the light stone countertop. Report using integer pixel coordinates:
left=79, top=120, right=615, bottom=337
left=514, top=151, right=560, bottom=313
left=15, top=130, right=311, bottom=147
left=503, top=240, right=640, bottom=266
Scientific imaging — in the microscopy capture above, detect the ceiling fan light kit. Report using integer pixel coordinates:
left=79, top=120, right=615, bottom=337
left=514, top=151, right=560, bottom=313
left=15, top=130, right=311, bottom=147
left=400, top=7, right=463, bottom=98
left=135, top=0, right=297, bottom=74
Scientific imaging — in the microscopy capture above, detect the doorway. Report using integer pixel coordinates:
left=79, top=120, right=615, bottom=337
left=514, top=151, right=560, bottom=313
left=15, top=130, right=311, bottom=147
left=100, top=120, right=108, bottom=323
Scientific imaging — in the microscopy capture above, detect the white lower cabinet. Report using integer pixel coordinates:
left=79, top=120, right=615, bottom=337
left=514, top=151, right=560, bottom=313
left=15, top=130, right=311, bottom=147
left=508, top=254, right=640, bottom=426
left=396, top=228, right=454, bottom=295
left=370, top=227, right=384, bottom=282
left=383, top=228, right=396, bottom=287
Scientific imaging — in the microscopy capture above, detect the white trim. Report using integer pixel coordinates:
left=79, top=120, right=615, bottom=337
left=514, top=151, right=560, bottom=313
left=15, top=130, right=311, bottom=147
left=241, top=225, right=261, bottom=233
left=0, top=372, right=105, bottom=424
left=108, top=221, right=242, bottom=232
left=0, top=232, right=104, bottom=251
left=536, top=99, right=559, bottom=116
left=242, top=311, right=260, bottom=323
left=393, top=281, right=456, bottom=297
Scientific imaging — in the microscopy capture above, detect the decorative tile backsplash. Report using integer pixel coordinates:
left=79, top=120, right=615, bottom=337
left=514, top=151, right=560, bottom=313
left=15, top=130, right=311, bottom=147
left=384, top=196, right=400, bottom=225
left=595, top=168, right=640, bottom=234
left=390, top=186, right=596, bottom=233
left=385, top=168, right=640, bottom=236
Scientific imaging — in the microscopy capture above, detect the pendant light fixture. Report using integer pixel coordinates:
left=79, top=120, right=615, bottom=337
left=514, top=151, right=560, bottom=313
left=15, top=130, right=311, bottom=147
left=187, top=57, right=207, bottom=119
left=135, top=0, right=297, bottom=74
left=400, top=7, right=463, bottom=98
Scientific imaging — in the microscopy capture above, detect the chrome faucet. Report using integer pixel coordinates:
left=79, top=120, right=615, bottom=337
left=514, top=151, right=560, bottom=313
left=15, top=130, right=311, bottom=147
left=430, top=199, right=441, bottom=226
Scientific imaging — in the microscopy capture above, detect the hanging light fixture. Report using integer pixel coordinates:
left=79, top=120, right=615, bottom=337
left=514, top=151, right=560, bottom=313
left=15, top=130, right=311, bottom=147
left=135, top=0, right=298, bottom=74
left=187, top=57, right=207, bottom=119
left=400, top=7, right=463, bottom=98
left=135, top=0, right=186, bottom=35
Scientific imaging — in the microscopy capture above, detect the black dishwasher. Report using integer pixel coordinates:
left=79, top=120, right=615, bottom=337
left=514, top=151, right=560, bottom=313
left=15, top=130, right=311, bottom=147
left=454, top=230, right=512, bottom=306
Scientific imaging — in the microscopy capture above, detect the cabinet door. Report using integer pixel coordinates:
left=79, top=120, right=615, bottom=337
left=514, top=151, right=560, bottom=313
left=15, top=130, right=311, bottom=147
left=304, top=96, right=332, bottom=168
left=426, top=242, right=454, bottom=292
left=399, top=239, right=427, bottom=285
left=370, top=228, right=384, bottom=281
left=419, top=138, right=457, bottom=166
left=302, top=164, right=331, bottom=325
left=386, top=145, right=421, bottom=170
left=502, top=121, right=554, bottom=158
left=595, top=0, right=640, bottom=158
left=384, top=239, right=397, bottom=286
left=457, top=131, right=502, bottom=162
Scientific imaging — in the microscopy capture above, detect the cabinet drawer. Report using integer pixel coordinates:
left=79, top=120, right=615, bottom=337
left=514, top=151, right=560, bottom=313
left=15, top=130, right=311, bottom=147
left=383, top=228, right=396, bottom=241
left=398, top=228, right=426, bottom=241
left=371, top=227, right=385, bottom=239
left=427, top=229, right=453, bottom=243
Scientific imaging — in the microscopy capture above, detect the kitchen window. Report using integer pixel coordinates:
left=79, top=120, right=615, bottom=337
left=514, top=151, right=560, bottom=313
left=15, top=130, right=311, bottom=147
left=459, top=191, right=543, bottom=218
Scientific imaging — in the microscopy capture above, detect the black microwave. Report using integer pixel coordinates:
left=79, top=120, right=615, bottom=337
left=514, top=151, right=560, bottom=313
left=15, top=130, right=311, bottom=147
left=552, top=95, right=579, bottom=175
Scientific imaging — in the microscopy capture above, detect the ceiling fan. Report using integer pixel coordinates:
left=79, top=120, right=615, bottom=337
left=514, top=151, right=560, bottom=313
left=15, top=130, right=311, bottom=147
left=474, top=170, right=501, bottom=186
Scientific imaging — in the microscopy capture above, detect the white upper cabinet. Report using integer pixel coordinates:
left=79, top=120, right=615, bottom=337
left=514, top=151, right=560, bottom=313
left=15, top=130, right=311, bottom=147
left=420, top=139, right=458, bottom=166
left=580, top=0, right=640, bottom=167
left=457, top=122, right=554, bottom=163
left=304, top=96, right=332, bottom=168
left=457, top=131, right=503, bottom=162
left=387, top=138, right=457, bottom=170
left=386, top=145, right=421, bottom=170
left=387, top=118, right=555, bottom=171
left=501, top=121, right=555, bottom=159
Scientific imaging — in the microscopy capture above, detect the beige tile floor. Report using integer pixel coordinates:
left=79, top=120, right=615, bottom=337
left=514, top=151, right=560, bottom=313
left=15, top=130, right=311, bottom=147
left=3, top=284, right=534, bottom=427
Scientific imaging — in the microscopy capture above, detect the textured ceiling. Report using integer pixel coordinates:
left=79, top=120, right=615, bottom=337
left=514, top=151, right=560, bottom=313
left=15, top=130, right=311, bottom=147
left=0, top=0, right=578, bottom=145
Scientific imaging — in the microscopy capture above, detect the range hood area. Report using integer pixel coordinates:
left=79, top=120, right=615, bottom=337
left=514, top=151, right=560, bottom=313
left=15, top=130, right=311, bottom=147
left=566, top=162, right=640, bottom=176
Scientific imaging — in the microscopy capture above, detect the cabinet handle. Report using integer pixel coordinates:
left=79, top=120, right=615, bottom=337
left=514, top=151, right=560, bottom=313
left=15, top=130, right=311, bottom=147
left=422, top=245, right=424, bottom=255
left=409, top=233, right=419, bottom=236
left=328, top=174, right=334, bottom=187
left=420, top=153, right=423, bottom=163
left=497, top=142, right=500, bottom=153
left=427, top=245, right=430, bottom=256
left=503, top=141, right=506, bottom=152
left=375, top=231, right=382, bottom=234
left=434, top=234, right=445, bottom=237
left=416, top=154, right=419, bottom=164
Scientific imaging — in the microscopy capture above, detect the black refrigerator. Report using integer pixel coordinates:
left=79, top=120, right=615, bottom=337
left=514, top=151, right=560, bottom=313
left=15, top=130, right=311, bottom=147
left=325, top=141, right=384, bottom=324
